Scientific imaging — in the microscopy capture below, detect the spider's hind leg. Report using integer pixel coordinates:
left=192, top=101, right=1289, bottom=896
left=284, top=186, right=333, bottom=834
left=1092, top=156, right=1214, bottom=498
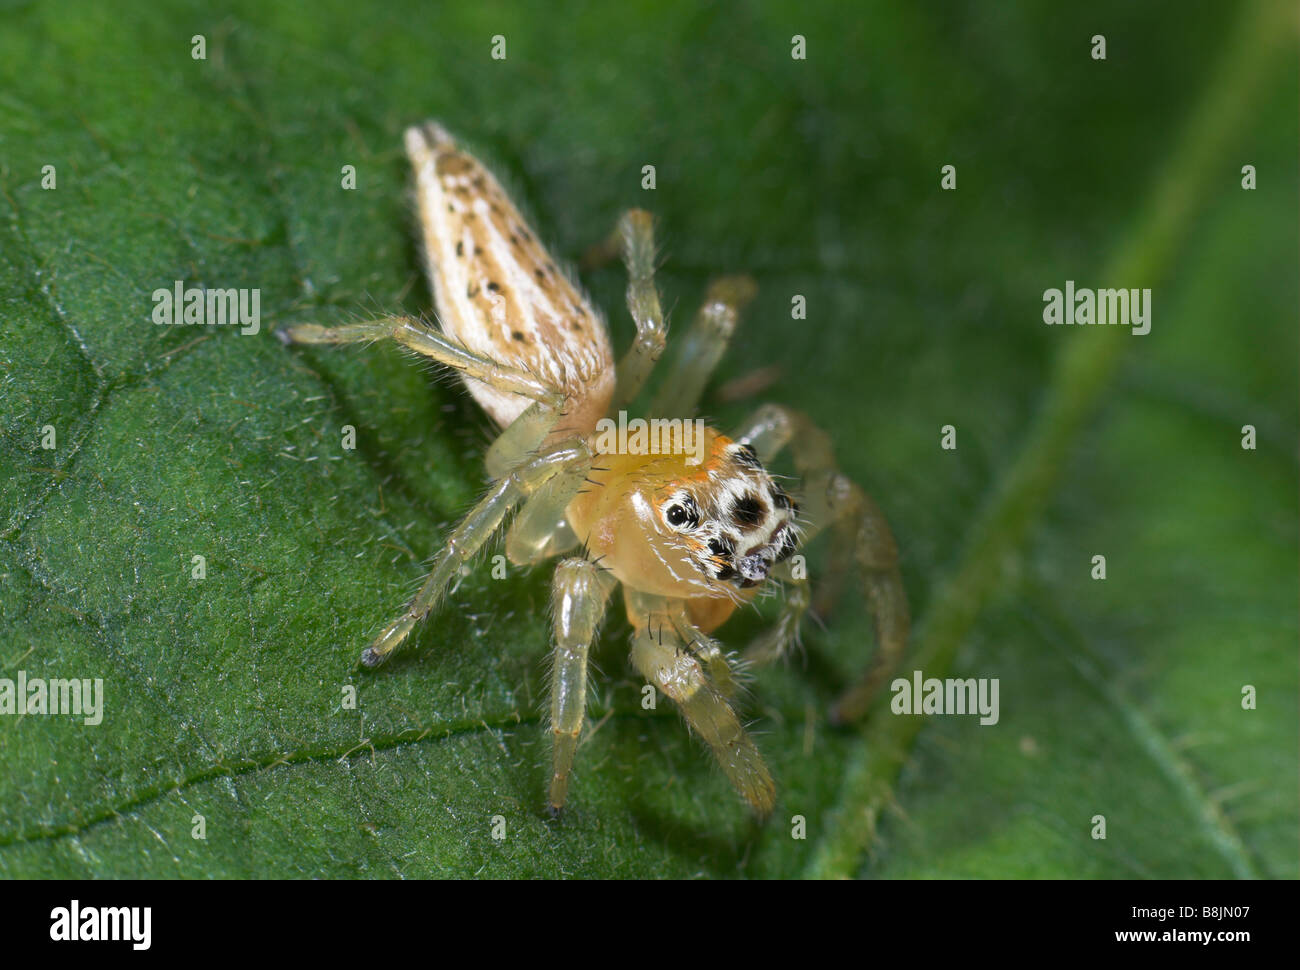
left=281, top=315, right=564, bottom=411
left=607, top=209, right=669, bottom=408
left=284, top=313, right=594, bottom=663
left=585, top=210, right=755, bottom=414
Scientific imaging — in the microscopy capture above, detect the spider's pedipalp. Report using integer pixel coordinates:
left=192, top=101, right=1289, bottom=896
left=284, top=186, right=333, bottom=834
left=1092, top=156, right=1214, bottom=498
left=742, top=558, right=811, bottom=667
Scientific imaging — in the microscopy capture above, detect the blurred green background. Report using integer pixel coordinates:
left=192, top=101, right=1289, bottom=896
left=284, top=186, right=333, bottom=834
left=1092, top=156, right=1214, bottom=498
left=0, top=0, right=1295, bottom=878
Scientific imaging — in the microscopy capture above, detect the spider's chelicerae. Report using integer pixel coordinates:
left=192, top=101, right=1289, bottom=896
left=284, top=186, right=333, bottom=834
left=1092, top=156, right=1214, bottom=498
left=283, top=122, right=910, bottom=817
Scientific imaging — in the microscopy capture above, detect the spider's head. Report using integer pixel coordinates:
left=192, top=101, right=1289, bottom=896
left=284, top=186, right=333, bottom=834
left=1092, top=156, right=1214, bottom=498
left=652, top=439, right=800, bottom=592
left=568, top=428, right=800, bottom=601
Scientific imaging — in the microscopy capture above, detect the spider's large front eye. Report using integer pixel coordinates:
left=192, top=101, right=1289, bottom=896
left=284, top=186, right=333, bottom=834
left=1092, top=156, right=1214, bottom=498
left=663, top=497, right=699, bottom=530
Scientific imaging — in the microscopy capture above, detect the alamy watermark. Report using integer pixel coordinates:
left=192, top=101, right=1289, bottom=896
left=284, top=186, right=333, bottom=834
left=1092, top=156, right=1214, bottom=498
left=592, top=411, right=706, bottom=465
left=1043, top=280, right=1150, bottom=335
left=890, top=670, right=999, bottom=725
left=0, top=670, right=103, bottom=725
left=152, top=280, right=261, bottom=335
left=50, top=901, right=150, bottom=950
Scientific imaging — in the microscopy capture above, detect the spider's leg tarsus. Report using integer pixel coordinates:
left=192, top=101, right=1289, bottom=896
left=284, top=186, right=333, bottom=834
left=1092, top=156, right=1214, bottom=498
left=359, top=615, right=417, bottom=668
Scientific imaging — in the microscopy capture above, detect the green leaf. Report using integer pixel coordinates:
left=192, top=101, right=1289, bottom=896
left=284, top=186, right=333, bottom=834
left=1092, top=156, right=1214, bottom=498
left=1, top=0, right=1294, bottom=878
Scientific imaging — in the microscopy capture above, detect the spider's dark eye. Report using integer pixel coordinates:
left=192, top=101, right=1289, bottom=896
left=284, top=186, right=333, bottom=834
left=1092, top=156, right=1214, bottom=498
left=664, top=497, right=699, bottom=529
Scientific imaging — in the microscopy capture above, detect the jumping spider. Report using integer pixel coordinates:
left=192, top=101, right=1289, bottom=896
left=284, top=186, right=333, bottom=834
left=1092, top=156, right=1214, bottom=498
left=283, top=122, right=910, bottom=817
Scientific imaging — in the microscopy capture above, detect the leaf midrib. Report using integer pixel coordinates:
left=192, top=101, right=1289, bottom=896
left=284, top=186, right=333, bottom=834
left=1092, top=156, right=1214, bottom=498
left=803, top=0, right=1290, bottom=880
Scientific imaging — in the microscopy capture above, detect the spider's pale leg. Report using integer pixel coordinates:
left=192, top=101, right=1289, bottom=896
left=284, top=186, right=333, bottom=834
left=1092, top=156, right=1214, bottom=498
left=731, top=401, right=798, bottom=463
left=485, top=401, right=560, bottom=479
left=281, top=316, right=563, bottom=410
left=547, top=558, right=615, bottom=816
left=649, top=275, right=756, bottom=417
left=630, top=619, right=775, bottom=816
left=734, top=405, right=910, bottom=723
left=665, top=603, right=748, bottom=696
left=665, top=607, right=742, bottom=700
left=823, top=484, right=909, bottom=724
left=611, top=210, right=668, bottom=408
left=361, top=440, right=592, bottom=667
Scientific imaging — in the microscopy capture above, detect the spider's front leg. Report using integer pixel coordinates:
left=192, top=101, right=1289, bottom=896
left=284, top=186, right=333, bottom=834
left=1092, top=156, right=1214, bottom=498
left=362, top=438, right=593, bottom=668
left=629, top=596, right=775, bottom=816
left=546, top=558, right=615, bottom=816
left=733, top=404, right=911, bottom=725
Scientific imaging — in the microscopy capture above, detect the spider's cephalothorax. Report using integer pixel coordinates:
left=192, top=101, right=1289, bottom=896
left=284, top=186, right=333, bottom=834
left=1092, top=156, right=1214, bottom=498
left=571, top=431, right=800, bottom=604
left=284, top=122, right=910, bottom=818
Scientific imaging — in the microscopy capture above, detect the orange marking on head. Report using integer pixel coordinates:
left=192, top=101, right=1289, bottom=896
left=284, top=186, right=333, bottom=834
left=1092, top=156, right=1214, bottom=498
left=673, top=433, right=734, bottom=485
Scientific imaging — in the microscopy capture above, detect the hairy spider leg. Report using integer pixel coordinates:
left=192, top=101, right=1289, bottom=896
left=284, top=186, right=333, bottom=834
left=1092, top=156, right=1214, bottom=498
left=649, top=275, right=757, bottom=418
left=732, top=404, right=910, bottom=723
left=547, top=557, right=617, bottom=815
left=627, top=590, right=776, bottom=816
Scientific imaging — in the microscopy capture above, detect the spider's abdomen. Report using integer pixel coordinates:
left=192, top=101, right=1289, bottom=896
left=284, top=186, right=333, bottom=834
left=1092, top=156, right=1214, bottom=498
left=405, top=123, right=615, bottom=433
